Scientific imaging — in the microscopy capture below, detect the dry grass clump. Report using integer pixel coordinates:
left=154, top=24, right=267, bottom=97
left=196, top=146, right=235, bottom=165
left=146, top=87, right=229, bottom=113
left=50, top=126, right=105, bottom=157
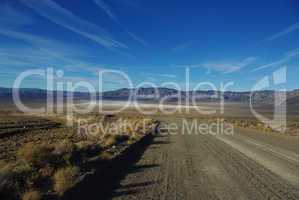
left=99, top=117, right=156, bottom=148
left=229, top=119, right=275, bottom=132
left=199, top=117, right=278, bottom=133
left=22, top=190, right=42, bottom=200
left=102, top=134, right=129, bottom=148
left=75, top=140, right=101, bottom=158
left=2, top=142, right=82, bottom=198
left=0, top=160, right=7, bottom=169
left=17, top=143, right=55, bottom=168
left=53, top=166, right=79, bottom=195
left=17, top=140, right=81, bottom=169
left=0, top=115, right=157, bottom=199
left=53, top=140, right=78, bottom=165
left=131, top=131, right=143, bottom=139
left=102, top=134, right=118, bottom=147
left=234, top=118, right=298, bottom=134
left=0, top=161, right=33, bottom=199
left=99, top=151, right=113, bottom=160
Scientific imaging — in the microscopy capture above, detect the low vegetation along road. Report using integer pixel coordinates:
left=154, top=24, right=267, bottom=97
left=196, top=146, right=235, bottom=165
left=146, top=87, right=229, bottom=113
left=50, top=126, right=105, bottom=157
left=109, top=117, right=299, bottom=200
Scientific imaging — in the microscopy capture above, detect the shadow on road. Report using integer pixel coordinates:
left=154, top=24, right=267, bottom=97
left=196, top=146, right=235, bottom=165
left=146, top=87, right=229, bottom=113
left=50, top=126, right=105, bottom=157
left=152, top=140, right=170, bottom=145
left=111, top=181, right=157, bottom=198
left=62, top=134, right=160, bottom=200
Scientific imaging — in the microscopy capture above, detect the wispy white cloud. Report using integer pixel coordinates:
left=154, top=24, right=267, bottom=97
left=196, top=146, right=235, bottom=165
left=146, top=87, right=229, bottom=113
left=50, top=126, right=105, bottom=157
left=0, top=52, right=34, bottom=68
left=64, top=64, right=110, bottom=75
left=0, top=4, right=36, bottom=27
left=1, top=30, right=130, bottom=77
left=0, top=29, right=65, bottom=48
left=158, top=74, right=177, bottom=78
left=0, top=46, right=126, bottom=91
left=93, top=0, right=118, bottom=22
left=266, top=22, right=299, bottom=41
left=199, top=57, right=256, bottom=74
left=53, top=75, right=97, bottom=84
left=0, top=4, right=130, bottom=90
left=0, top=29, right=100, bottom=71
left=0, top=29, right=87, bottom=63
left=142, top=72, right=177, bottom=79
left=0, top=29, right=130, bottom=89
left=252, top=49, right=299, bottom=72
left=20, top=0, right=127, bottom=50
left=93, top=0, right=148, bottom=47
left=0, top=33, right=59, bottom=68
left=126, top=31, right=149, bottom=47
left=0, top=45, right=77, bottom=70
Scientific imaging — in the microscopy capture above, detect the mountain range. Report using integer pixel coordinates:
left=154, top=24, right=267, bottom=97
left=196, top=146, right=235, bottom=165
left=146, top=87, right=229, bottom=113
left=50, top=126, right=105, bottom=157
left=1, top=87, right=299, bottom=105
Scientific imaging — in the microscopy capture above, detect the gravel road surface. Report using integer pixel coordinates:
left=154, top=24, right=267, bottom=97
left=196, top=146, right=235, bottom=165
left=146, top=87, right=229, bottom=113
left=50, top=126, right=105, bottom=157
left=110, top=118, right=299, bottom=200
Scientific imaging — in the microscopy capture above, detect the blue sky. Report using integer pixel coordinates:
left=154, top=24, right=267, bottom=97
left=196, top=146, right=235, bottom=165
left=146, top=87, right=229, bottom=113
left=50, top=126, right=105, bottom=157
left=0, top=0, right=299, bottom=91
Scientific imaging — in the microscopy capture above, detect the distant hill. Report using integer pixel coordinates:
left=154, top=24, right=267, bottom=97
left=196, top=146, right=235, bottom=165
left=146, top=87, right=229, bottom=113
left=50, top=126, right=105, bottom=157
left=285, top=95, right=299, bottom=114
left=101, top=88, right=299, bottom=106
left=1, top=87, right=299, bottom=106
left=286, top=95, right=299, bottom=106
left=0, top=87, right=90, bottom=102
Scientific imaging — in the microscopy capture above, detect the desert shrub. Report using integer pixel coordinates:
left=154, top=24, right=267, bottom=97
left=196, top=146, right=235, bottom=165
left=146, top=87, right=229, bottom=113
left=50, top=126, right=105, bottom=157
left=0, top=161, right=7, bottom=169
left=102, top=134, right=117, bottom=148
left=75, top=140, right=94, bottom=151
left=22, top=190, right=42, bottom=200
left=126, top=139, right=134, bottom=145
left=126, top=126, right=135, bottom=134
left=53, top=140, right=78, bottom=165
left=126, top=133, right=141, bottom=145
left=75, top=141, right=102, bottom=159
left=38, top=165, right=55, bottom=177
left=54, top=140, right=76, bottom=155
left=53, top=166, right=79, bottom=196
left=102, top=134, right=129, bottom=148
left=17, top=143, right=55, bottom=168
left=0, top=161, right=33, bottom=199
left=99, top=151, right=113, bottom=160
left=130, top=132, right=141, bottom=141
left=0, top=163, right=15, bottom=196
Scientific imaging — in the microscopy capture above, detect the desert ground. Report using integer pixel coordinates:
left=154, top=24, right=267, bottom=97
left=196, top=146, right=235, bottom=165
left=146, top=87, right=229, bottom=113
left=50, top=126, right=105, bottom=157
left=1, top=101, right=299, bottom=200
left=104, top=117, right=299, bottom=200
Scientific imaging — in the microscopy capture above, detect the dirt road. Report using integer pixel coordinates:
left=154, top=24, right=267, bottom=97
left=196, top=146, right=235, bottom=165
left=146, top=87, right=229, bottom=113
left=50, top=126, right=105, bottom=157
left=109, top=118, right=299, bottom=200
